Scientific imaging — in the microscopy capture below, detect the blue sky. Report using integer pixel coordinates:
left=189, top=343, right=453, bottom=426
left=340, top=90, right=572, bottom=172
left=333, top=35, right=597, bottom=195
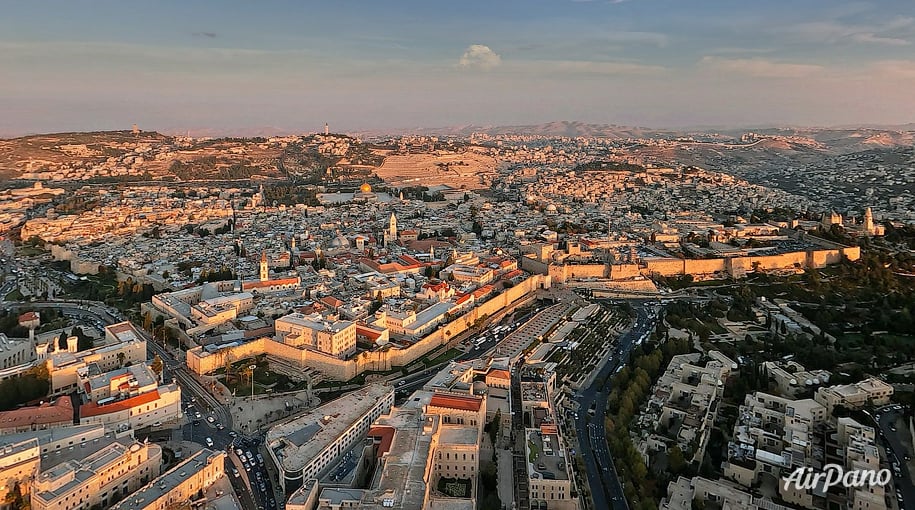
left=2, top=0, right=914, bottom=135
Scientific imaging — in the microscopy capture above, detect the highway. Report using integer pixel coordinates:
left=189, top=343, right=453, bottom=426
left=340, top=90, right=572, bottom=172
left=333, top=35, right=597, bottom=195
left=573, top=301, right=658, bottom=510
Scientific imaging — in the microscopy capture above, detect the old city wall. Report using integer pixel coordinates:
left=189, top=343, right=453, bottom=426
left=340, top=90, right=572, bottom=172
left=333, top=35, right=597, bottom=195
left=187, top=274, right=549, bottom=380
left=683, top=258, right=728, bottom=275
left=49, top=244, right=101, bottom=275
left=643, top=258, right=686, bottom=276
left=609, top=263, right=641, bottom=280
left=566, top=264, right=608, bottom=280
left=543, top=246, right=860, bottom=282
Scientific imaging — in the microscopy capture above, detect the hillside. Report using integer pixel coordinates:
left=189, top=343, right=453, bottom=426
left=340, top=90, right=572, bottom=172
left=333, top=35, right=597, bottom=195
left=0, top=131, right=384, bottom=183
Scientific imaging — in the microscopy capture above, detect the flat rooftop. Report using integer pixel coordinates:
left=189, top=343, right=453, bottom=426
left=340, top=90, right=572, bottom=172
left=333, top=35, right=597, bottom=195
left=0, top=424, right=104, bottom=453
left=439, top=425, right=479, bottom=446
left=364, top=407, right=438, bottom=510
left=526, top=427, right=569, bottom=481
left=109, top=448, right=223, bottom=510
left=266, top=384, right=392, bottom=473
left=106, top=321, right=143, bottom=342
left=277, top=312, right=353, bottom=333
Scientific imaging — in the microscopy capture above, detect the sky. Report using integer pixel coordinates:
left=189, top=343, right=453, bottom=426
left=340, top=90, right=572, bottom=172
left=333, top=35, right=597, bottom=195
left=2, top=0, right=915, bottom=136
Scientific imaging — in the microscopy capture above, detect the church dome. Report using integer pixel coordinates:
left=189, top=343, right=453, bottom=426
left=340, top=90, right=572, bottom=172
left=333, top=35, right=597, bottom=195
left=360, top=183, right=372, bottom=193
left=329, top=235, right=349, bottom=249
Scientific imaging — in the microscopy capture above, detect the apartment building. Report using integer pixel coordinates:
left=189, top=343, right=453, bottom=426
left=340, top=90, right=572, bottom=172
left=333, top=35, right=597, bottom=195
left=662, top=476, right=794, bottom=510
left=0, top=425, right=107, bottom=502
left=0, top=438, right=40, bottom=503
left=266, top=384, right=394, bottom=494
left=814, top=378, right=894, bottom=415
left=79, top=383, right=181, bottom=432
left=0, top=397, right=73, bottom=435
left=722, top=388, right=887, bottom=510
left=30, top=439, right=162, bottom=510
left=638, top=352, right=732, bottom=466
left=109, top=449, right=225, bottom=510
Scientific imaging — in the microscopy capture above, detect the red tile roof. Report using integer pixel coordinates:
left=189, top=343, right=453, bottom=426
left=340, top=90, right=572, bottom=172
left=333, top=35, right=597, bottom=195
left=422, top=281, right=449, bottom=292
left=399, top=255, right=423, bottom=266
left=356, top=325, right=382, bottom=340
left=242, top=276, right=300, bottom=290
left=80, top=390, right=160, bottom=418
left=0, top=397, right=72, bottom=430
left=471, top=285, right=495, bottom=298
left=454, top=293, right=473, bottom=305
left=321, top=296, right=343, bottom=308
left=429, top=394, right=483, bottom=413
left=368, top=426, right=395, bottom=458
left=502, top=269, right=524, bottom=280
left=487, top=369, right=511, bottom=381
left=18, top=311, right=39, bottom=323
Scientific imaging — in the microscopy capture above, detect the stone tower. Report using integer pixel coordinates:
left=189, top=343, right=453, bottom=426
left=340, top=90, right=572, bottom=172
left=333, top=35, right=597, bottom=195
left=385, top=212, right=398, bottom=245
left=260, top=251, right=269, bottom=282
left=863, top=207, right=875, bottom=235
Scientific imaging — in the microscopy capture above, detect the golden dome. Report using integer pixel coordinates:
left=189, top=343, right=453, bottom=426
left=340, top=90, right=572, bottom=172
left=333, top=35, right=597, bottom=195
left=360, top=182, right=372, bottom=193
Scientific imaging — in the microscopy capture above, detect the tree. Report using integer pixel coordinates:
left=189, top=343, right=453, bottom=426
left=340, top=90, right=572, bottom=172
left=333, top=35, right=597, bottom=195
left=668, top=445, right=687, bottom=475
left=150, top=355, right=164, bottom=381
left=489, top=409, right=502, bottom=446
left=117, top=351, right=126, bottom=368
left=57, top=332, right=68, bottom=351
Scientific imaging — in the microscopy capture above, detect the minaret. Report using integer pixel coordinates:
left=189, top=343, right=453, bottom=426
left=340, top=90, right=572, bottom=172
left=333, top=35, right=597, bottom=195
left=291, top=236, right=297, bottom=252
left=429, top=244, right=435, bottom=260
left=863, top=207, right=875, bottom=235
left=324, top=123, right=329, bottom=136
left=260, top=251, right=269, bottom=281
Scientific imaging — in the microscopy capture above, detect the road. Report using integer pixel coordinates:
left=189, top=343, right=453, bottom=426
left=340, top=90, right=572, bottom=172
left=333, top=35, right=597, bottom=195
left=874, top=406, right=915, bottom=509
left=573, top=301, right=658, bottom=510
left=3, top=298, right=265, bottom=507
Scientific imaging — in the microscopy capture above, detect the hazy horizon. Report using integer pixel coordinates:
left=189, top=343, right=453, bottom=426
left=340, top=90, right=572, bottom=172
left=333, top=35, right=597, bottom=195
left=3, top=0, right=915, bottom=136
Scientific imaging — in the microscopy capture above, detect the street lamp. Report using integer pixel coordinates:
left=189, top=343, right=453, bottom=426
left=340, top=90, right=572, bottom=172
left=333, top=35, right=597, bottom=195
left=249, top=364, right=257, bottom=400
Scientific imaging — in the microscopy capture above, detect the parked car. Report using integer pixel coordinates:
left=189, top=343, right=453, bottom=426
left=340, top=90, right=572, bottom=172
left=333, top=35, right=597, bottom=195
left=205, top=437, right=214, bottom=447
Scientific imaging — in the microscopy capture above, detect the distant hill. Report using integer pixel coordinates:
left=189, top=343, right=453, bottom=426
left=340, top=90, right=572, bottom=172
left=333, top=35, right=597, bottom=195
left=360, top=120, right=680, bottom=139
left=0, top=130, right=381, bottom=183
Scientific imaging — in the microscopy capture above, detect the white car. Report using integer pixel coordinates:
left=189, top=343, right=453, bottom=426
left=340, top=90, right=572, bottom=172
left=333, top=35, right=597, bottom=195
left=207, top=416, right=215, bottom=424
left=205, top=437, right=214, bottom=447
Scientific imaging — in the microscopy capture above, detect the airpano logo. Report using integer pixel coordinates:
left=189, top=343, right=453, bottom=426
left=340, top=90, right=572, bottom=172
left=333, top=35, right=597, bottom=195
left=782, top=464, right=892, bottom=492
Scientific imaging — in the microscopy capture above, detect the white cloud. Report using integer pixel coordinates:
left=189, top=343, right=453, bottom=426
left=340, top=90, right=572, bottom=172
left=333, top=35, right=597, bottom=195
left=850, top=33, right=910, bottom=46
left=777, top=17, right=913, bottom=46
left=459, top=45, right=502, bottom=70
left=699, top=56, right=823, bottom=78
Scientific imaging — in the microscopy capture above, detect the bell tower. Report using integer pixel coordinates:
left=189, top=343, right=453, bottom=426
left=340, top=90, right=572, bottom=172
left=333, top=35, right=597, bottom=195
left=260, top=251, right=269, bottom=281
